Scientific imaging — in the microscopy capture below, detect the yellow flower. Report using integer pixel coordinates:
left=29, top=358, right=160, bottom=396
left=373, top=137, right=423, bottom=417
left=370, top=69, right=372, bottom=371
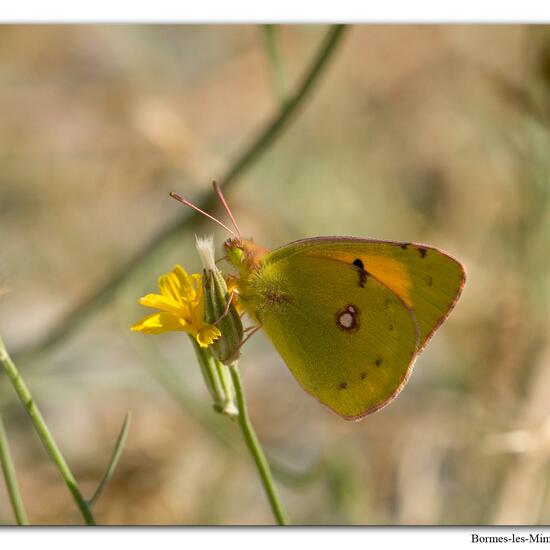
left=131, top=265, right=221, bottom=347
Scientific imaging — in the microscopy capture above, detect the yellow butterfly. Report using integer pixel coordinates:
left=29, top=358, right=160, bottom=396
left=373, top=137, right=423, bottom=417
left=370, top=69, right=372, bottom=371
left=172, top=184, right=466, bottom=420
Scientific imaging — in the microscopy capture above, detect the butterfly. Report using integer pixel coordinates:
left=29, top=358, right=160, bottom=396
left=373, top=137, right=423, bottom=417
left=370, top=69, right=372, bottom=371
left=171, top=183, right=466, bottom=421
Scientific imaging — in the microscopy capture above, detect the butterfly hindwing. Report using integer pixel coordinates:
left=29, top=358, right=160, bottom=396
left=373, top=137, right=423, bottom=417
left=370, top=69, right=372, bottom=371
left=242, top=253, right=419, bottom=419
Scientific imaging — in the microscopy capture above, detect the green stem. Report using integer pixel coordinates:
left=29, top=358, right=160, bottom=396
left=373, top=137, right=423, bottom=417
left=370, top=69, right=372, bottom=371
left=88, top=411, right=131, bottom=509
left=0, top=414, right=29, bottom=525
left=229, top=362, right=289, bottom=525
left=0, top=337, right=96, bottom=525
left=262, top=24, right=288, bottom=107
left=12, top=25, right=348, bottom=365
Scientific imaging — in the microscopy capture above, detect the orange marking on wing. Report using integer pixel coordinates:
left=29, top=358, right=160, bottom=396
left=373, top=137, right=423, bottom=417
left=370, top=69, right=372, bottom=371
left=308, top=251, right=413, bottom=307
left=362, top=255, right=413, bottom=307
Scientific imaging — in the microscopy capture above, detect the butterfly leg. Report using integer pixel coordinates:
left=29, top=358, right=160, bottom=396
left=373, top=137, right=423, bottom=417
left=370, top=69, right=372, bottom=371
left=211, top=288, right=239, bottom=326
left=238, top=324, right=263, bottom=350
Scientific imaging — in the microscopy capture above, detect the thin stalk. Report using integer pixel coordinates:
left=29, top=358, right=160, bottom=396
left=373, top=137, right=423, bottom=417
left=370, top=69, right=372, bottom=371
left=88, top=411, right=131, bottom=509
left=12, top=25, right=348, bottom=365
left=0, top=414, right=29, bottom=525
left=229, top=362, right=289, bottom=525
left=0, top=337, right=95, bottom=525
left=262, top=25, right=287, bottom=107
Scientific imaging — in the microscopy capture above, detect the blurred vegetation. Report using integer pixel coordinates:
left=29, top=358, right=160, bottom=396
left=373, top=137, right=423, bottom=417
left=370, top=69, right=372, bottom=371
left=0, top=24, right=550, bottom=525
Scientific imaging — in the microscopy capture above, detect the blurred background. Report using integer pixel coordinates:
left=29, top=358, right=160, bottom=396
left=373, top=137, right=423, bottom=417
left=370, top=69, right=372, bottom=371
left=0, top=24, right=549, bottom=525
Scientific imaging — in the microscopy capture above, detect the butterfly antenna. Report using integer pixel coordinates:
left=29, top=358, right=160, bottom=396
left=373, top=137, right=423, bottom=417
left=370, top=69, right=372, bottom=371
left=169, top=192, right=236, bottom=237
left=212, top=181, right=242, bottom=240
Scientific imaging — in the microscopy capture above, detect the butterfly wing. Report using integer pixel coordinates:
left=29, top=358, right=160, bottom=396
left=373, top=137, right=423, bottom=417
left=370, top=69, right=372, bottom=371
left=242, top=253, right=420, bottom=419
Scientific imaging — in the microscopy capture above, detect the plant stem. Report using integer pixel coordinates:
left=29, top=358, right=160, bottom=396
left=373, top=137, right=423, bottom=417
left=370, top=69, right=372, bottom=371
left=229, top=362, right=289, bottom=525
left=0, top=414, right=29, bottom=525
left=12, top=24, right=348, bottom=365
left=0, top=337, right=96, bottom=525
left=262, top=25, right=288, bottom=107
left=88, top=411, right=131, bottom=509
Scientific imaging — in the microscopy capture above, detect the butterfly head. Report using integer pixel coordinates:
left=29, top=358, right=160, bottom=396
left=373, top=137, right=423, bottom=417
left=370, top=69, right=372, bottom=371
left=224, top=237, right=268, bottom=275
left=169, top=183, right=267, bottom=275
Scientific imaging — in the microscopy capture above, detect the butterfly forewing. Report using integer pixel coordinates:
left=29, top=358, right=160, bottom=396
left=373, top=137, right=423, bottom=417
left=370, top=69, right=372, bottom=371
left=267, top=237, right=466, bottom=352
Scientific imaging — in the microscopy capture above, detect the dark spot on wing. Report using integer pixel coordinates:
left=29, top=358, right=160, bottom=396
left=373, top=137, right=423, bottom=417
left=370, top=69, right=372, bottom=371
left=418, top=247, right=427, bottom=258
left=339, top=382, right=348, bottom=390
left=400, top=243, right=409, bottom=250
left=389, top=324, right=394, bottom=331
left=360, top=372, right=367, bottom=380
left=375, top=358, right=383, bottom=366
left=352, top=258, right=369, bottom=287
left=358, top=270, right=369, bottom=287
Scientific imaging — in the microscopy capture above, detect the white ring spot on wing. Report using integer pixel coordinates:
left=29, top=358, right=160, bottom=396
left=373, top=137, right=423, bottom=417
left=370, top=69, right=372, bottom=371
left=338, top=312, right=354, bottom=328
left=335, top=303, right=361, bottom=333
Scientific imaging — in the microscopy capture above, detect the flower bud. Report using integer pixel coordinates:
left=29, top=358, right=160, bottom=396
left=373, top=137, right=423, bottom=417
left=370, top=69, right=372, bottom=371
left=196, top=236, right=244, bottom=364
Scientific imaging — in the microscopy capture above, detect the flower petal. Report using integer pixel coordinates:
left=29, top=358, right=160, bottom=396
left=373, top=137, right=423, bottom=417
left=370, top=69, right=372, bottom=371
left=196, top=324, right=222, bottom=348
left=158, top=265, right=199, bottom=304
left=158, top=272, right=179, bottom=302
left=138, top=293, right=187, bottom=316
left=130, top=312, right=187, bottom=334
left=174, top=265, right=197, bottom=298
